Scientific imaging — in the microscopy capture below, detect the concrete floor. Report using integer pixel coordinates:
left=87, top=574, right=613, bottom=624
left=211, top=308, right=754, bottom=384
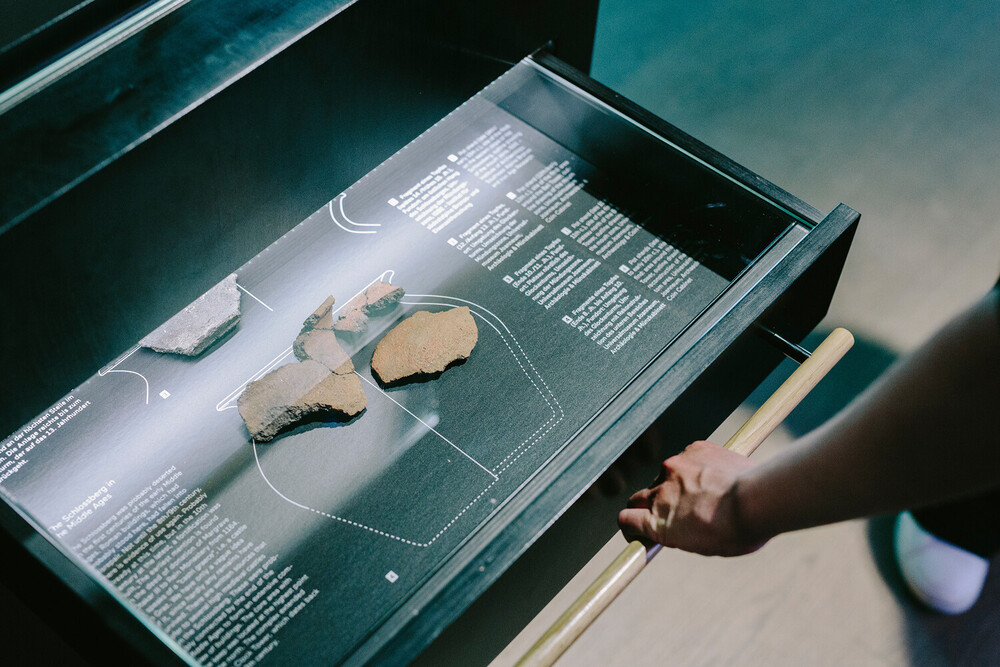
left=493, top=1, right=1000, bottom=665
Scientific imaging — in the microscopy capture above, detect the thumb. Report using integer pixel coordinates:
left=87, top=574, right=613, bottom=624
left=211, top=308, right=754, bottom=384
left=618, top=507, right=656, bottom=544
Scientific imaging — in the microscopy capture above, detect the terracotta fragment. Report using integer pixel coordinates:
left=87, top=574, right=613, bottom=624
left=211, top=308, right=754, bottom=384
left=332, top=308, right=369, bottom=334
left=301, top=295, right=337, bottom=331
left=333, top=281, right=404, bottom=333
left=363, top=281, right=406, bottom=314
left=293, top=329, right=354, bottom=374
left=370, top=307, right=478, bottom=385
left=239, top=293, right=372, bottom=441
left=238, top=359, right=366, bottom=442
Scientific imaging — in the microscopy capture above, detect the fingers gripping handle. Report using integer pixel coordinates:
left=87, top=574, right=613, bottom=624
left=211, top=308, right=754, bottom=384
left=514, top=328, right=854, bottom=667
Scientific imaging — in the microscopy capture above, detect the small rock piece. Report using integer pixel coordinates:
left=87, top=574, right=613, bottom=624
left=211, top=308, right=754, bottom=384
left=238, top=359, right=366, bottom=442
left=142, top=273, right=241, bottom=356
left=293, top=295, right=338, bottom=361
left=363, top=281, right=406, bottom=314
left=333, top=281, right=404, bottom=333
left=332, top=308, right=369, bottom=334
left=302, top=295, right=337, bottom=331
left=371, top=307, right=478, bottom=385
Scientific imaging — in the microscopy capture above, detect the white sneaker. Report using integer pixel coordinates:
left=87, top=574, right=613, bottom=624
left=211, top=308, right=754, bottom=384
left=893, top=511, right=989, bottom=614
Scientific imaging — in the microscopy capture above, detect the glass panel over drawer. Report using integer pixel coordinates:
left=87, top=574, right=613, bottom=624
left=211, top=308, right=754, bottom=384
left=0, top=55, right=802, bottom=666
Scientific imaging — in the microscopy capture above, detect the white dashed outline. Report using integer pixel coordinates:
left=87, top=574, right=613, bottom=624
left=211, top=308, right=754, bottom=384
left=251, top=293, right=563, bottom=547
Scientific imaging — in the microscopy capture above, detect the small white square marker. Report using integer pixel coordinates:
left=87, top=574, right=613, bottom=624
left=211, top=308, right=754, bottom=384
left=506, top=192, right=517, bottom=200
left=159, top=390, right=171, bottom=399
left=447, top=237, right=458, bottom=246
left=385, top=571, right=399, bottom=583
left=447, top=154, right=458, bottom=162
left=387, top=198, right=399, bottom=206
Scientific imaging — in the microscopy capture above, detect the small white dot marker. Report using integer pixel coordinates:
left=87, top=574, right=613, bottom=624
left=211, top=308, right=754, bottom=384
left=506, top=192, right=517, bottom=200
left=385, top=571, right=399, bottom=583
left=447, top=237, right=458, bottom=246
left=447, top=154, right=458, bottom=162
left=388, top=198, right=399, bottom=206
left=159, top=390, right=171, bottom=399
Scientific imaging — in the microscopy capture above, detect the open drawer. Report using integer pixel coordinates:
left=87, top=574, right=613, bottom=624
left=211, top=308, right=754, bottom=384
left=0, top=47, right=858, bottom=666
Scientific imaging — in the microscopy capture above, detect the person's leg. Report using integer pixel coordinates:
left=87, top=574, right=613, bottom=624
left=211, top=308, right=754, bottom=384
left=910, top=488, right=1000, bottom=559
left=894, top=281, right=1000, bottom=613
left=894, top=488, right=1000, bottom=614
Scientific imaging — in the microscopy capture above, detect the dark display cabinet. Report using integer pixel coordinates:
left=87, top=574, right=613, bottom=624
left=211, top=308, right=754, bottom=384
left=0, top=2, right=857, bottom=665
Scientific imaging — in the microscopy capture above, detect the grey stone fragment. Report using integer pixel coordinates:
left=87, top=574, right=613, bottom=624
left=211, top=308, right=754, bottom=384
left=141, top=273, right=241, bottom=356
left=237, top=359, right=366, bottom=442
left=371, top=307, right=478, bottom=385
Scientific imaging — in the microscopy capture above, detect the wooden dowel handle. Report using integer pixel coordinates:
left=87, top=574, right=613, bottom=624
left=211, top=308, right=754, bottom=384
left=723, top=327, right=854, bottom=456
left=514, top=540, right=647, bottom=667
left=514, top=327, right=854, bottom=667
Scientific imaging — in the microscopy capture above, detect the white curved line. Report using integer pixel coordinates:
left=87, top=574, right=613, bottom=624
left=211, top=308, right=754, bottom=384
left=107, top=369, right=150, bottom=405
left=253, top=440, right=314, bottom=512
left=400, top=301, right=502, bottom=337
left=328, top=199, right=376, bottom=234
left=405, top=293, right=515, bottom=335
left=338, top=194, right=380, bottom=227
left=253, top=437, right=493, bottom=548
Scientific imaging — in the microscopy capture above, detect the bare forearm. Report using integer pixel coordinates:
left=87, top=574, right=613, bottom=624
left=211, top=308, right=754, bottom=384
left=739, top=289, right=1000, bottom=542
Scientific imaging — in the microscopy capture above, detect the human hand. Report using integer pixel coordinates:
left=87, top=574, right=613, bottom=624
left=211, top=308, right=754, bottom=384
left=617, top=440, right=766, bottom=556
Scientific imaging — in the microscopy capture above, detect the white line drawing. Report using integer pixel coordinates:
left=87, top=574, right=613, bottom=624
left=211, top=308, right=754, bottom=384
left=356, top=373, right=498, bottom=481
left=106, top=369, right=150, bottom=405
left=235, top=283, right=274, bottom=311
left=252, top=438, right=498, bottom=548
left=403, top=294, right=565, bottom=476
left=329, top=193, right=380, bottom=234
left=338, top=194, right=380, bottom=227
left=216, top=347, right=295, bottom=411
left=99, top=343, right=141, bottom=376
left=98, top=344, right=150, bottom=404
left=216, top=270, right=396, bottom=411
left=251, top=290, right=564, bottom=547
